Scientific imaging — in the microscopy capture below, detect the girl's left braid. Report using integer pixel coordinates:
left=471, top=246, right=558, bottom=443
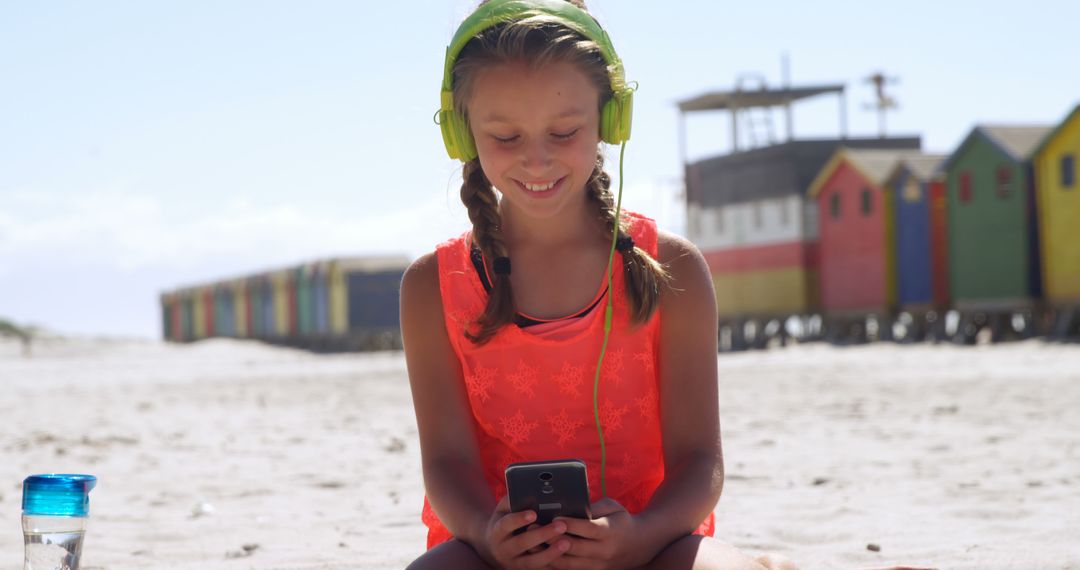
left=461, top=158, right=517, bottom=344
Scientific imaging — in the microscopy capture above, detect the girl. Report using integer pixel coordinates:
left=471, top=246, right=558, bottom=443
left=402, top=1, right=797, bottom=568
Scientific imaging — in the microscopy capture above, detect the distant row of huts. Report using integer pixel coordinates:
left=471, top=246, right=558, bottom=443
left=163, top=93, right=1078, bottom=352
left=684, top=102, right=1080, bottom=348
left=160, top=257, right=409, bottom=350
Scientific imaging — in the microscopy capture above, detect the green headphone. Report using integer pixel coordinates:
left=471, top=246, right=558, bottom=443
left=439, top=0, right=634, bottom=162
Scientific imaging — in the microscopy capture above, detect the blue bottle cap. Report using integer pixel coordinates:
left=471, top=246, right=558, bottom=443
left=22, top=474, right=97, bottom=517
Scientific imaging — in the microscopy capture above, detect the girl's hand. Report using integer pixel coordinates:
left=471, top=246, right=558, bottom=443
left=481, top=495, right=572, bottom=569
left=548, top=498, right=647, bottom=570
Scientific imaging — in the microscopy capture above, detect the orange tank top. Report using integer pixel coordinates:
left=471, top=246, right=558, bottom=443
left=423, top=212, right=715, bottom=548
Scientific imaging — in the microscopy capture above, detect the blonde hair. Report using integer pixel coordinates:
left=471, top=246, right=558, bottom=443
left=453, top=0, right=670, bottom=344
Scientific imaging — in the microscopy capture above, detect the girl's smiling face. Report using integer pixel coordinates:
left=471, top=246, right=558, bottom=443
left=466, top=59, right=602, bottom=223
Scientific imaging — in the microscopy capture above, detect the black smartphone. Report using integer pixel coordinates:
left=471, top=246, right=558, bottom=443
left=505, top=459, right=592, bottom=534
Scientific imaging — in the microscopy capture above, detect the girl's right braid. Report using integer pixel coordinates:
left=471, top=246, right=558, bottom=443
left=585, top=155, right=626, bottom=243
left=584, top=153, right=669, bottom=324
left=461, top=159, right=517, bottom=344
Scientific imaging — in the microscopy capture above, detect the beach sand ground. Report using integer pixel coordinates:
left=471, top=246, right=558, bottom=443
left=1, top=337, right=1077, bottom=569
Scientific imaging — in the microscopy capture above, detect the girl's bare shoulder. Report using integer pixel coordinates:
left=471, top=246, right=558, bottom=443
left=400, top=251, right=441, bottom=312
left=656, top=230, right=710, bottom=282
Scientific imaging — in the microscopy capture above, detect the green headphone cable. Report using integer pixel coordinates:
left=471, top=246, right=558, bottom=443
left=593, top=138, right=628, bottom=499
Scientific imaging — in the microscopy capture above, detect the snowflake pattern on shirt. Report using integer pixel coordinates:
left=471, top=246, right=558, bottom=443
left=611, top=450, right=641, bottom=486
left=548, top=409, right=587, bottom=448
left=635, top=387, right=658, bottom=424
left=633, top=349, right=655, bottom=374
left=601, top=348, right=625, bottom=385
left=599, top=400, right=630, bottom=433
left=465, top=365, right=497, bottom=403
left=507, top=359, right=539, bottom=399
left=499, top=410, right=540, bottom=446
left=554, top=361, right=586, bottom=397
left=448, top=309, right=474, bottom=327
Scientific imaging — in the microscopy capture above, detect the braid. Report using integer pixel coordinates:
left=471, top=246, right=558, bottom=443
left=461, top=159, right=517, bottom=344
left=584, top=151, right=671, bottom=324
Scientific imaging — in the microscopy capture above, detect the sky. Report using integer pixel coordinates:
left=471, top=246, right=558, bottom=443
left=2, top=0, right=1078, bottom=339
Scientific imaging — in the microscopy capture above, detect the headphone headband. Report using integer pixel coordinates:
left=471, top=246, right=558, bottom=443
left=442, top=0, right=624, bottom=93
left=438, top=0, right=633, bottom=162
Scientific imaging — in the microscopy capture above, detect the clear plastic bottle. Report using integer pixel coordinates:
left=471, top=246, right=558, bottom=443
left=22, top=474, right=97, bottom=570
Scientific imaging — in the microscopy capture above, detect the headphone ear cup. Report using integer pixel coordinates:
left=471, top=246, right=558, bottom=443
left=440, top=109, right=477, bottom=162
left=453, top=112, right=477, bottom=162
left=439, top=109, right=461, bottom=160
left=600, top=89, right=633, bottom=144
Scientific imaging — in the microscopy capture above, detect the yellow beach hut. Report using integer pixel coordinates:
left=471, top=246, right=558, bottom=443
left=232, top=278, right=250, bottom=338
left=1034, top=104, right=1080, bottom=336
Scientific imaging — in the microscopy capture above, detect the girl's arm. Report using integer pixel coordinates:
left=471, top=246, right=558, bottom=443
left=402, top=254, right=576, bottom=567
left=400, top=253, right=497, bottom=554
left=632, top=231, right=724, bottom=557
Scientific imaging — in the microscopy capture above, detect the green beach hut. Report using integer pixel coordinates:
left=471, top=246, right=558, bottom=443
left=942, top=124, right=1052, bottom=340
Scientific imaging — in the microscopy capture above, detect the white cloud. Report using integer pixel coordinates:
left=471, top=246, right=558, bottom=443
left=0, top=189, right=471, bottom=278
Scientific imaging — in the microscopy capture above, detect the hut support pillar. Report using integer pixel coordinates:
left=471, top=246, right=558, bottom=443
left=731, top=320, right=748, bottom=352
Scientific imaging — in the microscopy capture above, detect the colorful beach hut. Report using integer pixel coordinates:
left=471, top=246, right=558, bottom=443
left=203, top=286, right=217, bottom=338
left=327, top=260, right=349, bottom=337
left=1033, top=105, right=1080, bottom=336
left=338, top=257, right=409, bottom=349
left=191, top=286, right=207, bottom=340
left=247, top=275, right=264, bottom=338
left=181, top=289, right=194, bottom=341
left=808, top=148, right=924, bottom=341
left=160, top=292, right=176, bottom=341
left=313, top=262, right=330, bottom=336
left=942, top=124, right=1052, bottom=338
left=296, top=264, right=314, bottom=338
left=232, top=278, right=249, bottom=339
left=884, top=154, right=949, bottom=338
left=271, top=270, right=290, bottom=339
left=285, top=269, right=298, bottom=338
left=259, top=274, right=276, bottom=339
left=213, top=283, right=235, bottom=338
left=317, top=256, right=410, bottom=349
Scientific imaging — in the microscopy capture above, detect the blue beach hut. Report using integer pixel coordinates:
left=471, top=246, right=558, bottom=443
left=887, top=155, right=948, bottom=306
left=885, top=155, right=948, bottom=339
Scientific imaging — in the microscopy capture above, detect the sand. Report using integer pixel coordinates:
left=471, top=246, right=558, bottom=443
left=1, top=337, right=1078, bottom=569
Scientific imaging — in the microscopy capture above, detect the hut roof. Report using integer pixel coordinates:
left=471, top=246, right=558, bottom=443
left=808, top=148, right=925, bottom=197
left=887, top=154, right=948, bottom=184
left=979, top=125, right=1054, bottom=160
left=165, top=255, right=411, bottom=294
left=334, top=255, right=412, bottom=273
left=677, top=84, right=845, bottom=112
left=846, top=149, right=926, bottom=185
left=941, top=124, right=1054, bottom=173
left=1033, top=103, right=1080, bottom=157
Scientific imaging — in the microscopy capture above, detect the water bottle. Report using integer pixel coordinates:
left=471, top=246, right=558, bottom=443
left=21, top=474, right=97, bottom=570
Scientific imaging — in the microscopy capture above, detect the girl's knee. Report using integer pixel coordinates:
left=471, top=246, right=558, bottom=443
left=406, top=539, right=493, bottom=570
left=755, top=552, right=800, bottom=570
left=643, top=535, right=799, bottom=570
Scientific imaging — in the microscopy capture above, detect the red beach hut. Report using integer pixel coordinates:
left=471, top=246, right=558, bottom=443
left=808, top=148, right=924, bottom=341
